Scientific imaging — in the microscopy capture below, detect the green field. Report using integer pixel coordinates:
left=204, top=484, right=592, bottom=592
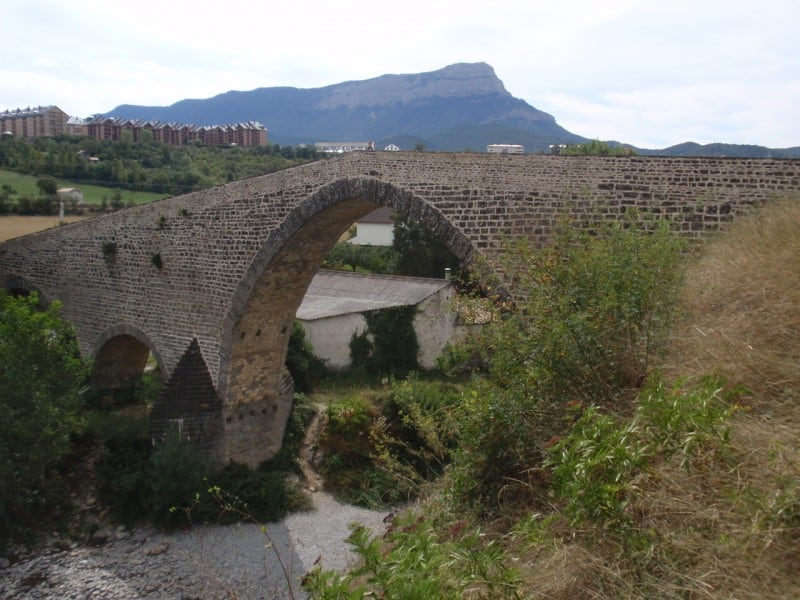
left=0, top=169, right=170, bottom=205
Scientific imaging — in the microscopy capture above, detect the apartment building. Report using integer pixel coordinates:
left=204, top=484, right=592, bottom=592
left=0, top=105, right=69, bottom=138
left=86, top=117, right=268, bottom=147
left=1, top=105, right=268, bottom=147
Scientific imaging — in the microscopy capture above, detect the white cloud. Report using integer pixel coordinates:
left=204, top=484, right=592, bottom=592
left=2, top=0, right=798, bottom=147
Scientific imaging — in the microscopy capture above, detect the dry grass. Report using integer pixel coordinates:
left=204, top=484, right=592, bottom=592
left=511, top=197, right=800, bottom=599
left=666, top=197, right=800, bottom=411
left=0, top=215, right=88, bottom=242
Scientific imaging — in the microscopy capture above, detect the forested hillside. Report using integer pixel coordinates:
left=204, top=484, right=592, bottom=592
left=0, top=134, right=322, bottom=197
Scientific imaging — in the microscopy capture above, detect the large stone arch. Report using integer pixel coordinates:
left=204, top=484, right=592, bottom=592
left=90, top=324, right=165, bottom=390
left=216, top=177, right=475, bottom=465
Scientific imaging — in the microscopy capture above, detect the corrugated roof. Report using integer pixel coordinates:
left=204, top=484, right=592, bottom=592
left=297, top=269, right=451, bottom=321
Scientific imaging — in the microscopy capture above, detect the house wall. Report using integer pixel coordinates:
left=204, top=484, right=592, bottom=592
left=414, top=287, right=457, bottom=369
left=300, top=286, right=457, bottom=371
left=301, top=312, right=368, bottom=370
left=351, top=222, right=394, bottom=246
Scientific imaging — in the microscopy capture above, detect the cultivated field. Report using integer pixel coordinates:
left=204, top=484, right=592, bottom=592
left=0, top=215, right=89, bottom=242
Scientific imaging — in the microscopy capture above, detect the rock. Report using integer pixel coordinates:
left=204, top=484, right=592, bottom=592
left=114, top=525, right=129, bottom=540
left=52, top=539, right=72, bottom=551
left=143, top=542, right=169, bottom=556
left=0, top=557, right=10, bottom=569
left=131, top=530, right=149, bottom=544
left=89, top=528, right=111, bottom=545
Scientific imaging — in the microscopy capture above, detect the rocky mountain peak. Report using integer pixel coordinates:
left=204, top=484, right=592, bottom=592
left=314, top=62, right=510, bottom=109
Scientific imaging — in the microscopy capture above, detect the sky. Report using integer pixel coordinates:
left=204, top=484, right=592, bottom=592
left=2, top=0, right=798, bottom=149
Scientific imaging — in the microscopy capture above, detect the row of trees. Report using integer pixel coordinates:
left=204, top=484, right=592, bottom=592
left=0, top=135, right=323, bottom=195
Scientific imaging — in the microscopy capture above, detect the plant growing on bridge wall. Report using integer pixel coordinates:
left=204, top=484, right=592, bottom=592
left=151, top=252, right=163, bottom=270
left=101, top=240, right=117, bottom=259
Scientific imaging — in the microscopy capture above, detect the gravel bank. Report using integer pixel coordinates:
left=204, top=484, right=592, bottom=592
left=0, top=492, right=391, bottom=599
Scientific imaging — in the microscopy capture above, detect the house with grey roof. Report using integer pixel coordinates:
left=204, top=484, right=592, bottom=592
left=348, top=206, right=395, bottom=246
left=296, top=269, right=460, bottom=370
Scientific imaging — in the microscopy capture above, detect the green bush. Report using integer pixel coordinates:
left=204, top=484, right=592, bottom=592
left=209, top=463, right=294, bottom=523
left=285, top=321, right=326, bottom=393
left=0, top=291, right=89, bottom=546
left=94, top=395, right=316, bottom=528
left=375, top=375, right=462, bottom=478
left=94, top=435, right=152, bottom=526
left=487, top=214, right=685, bottom=402
left=348, top=307, right=420, bottom=377
left=547, top=375, right=736, bottom=529
left=147, top=432, right=210, bottom=528
left=319, top=377, right=465, bottom=507
left=448, top=213, right=686, bottom=514
left=85, top=371, right=163, bottom=408
left=303, top=514, right=519, bottom=598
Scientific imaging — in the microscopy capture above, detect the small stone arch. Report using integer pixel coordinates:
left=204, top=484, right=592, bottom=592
left=90, top=324, right=165, bottom=391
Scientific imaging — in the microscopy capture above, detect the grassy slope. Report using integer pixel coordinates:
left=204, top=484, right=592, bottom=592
left=0, top=169, right=169, bottom=205
left=513, top=197, right=800, bottom=598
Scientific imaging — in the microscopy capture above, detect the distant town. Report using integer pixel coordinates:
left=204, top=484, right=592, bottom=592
left=0, top=105, right=528, bottom=154
left=0, top=105, right=268, bottom=148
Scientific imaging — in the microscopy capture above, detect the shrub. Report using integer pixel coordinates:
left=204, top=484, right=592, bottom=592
left=95, top=395, right=316, bottom=528
left=348, top=307, right=420, bottom=377
left=285, top=321, right=326, bottom=393
left=94, top=435, right=152, bottom=526
left=489, top=214, right=685, bottom=402
left=209, top=462, right=294, bottom=523
left=147, top=432, right=210, bottom=528
left=547, top=375, right=736, bottom=529
left=448, top=213, right=686, bottom=514
left=0, top=291, right=89, bottom=546
left=303, top=513, right=520, bottom=598
left=318, top=377, right=465, bottom=507
left=375, top=375, right=462, bottom=479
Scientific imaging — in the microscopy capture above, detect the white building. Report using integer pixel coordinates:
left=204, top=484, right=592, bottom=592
left=314, top=141, right=373, bottom=153
left=296, top=269, right=459, bottom=370
left=486, top=143, right=525, bottom=154
left=348, top=206, right=394, bottom=246
left=56, top=187, right=84, bottom=204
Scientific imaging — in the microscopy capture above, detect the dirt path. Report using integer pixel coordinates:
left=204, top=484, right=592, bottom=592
left=298, top=404, right=328, bottom=493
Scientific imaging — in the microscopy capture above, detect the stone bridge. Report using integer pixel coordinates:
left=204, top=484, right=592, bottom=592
left=1, top=152, right=798, bottom=466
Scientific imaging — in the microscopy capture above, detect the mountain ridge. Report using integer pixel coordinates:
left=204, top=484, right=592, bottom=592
left=106, top=63, right=583, bottom=152
left=106, top=63, right=800, bottom=156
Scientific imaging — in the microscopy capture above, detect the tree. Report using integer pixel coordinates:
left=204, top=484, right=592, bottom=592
left=0, top=291, right=89, bottom=545
left=561, top=140, right=636, bottom=156
left=35, top=174, right=58, bottom=197
left=392, top=212, right=458, bottom=279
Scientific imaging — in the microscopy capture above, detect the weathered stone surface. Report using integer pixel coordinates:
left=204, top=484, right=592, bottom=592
left=1, top=151, right=798, bottom=465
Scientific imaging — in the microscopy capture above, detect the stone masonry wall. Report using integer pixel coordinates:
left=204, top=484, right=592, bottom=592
left=1, top=152, right=798, bottom=465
